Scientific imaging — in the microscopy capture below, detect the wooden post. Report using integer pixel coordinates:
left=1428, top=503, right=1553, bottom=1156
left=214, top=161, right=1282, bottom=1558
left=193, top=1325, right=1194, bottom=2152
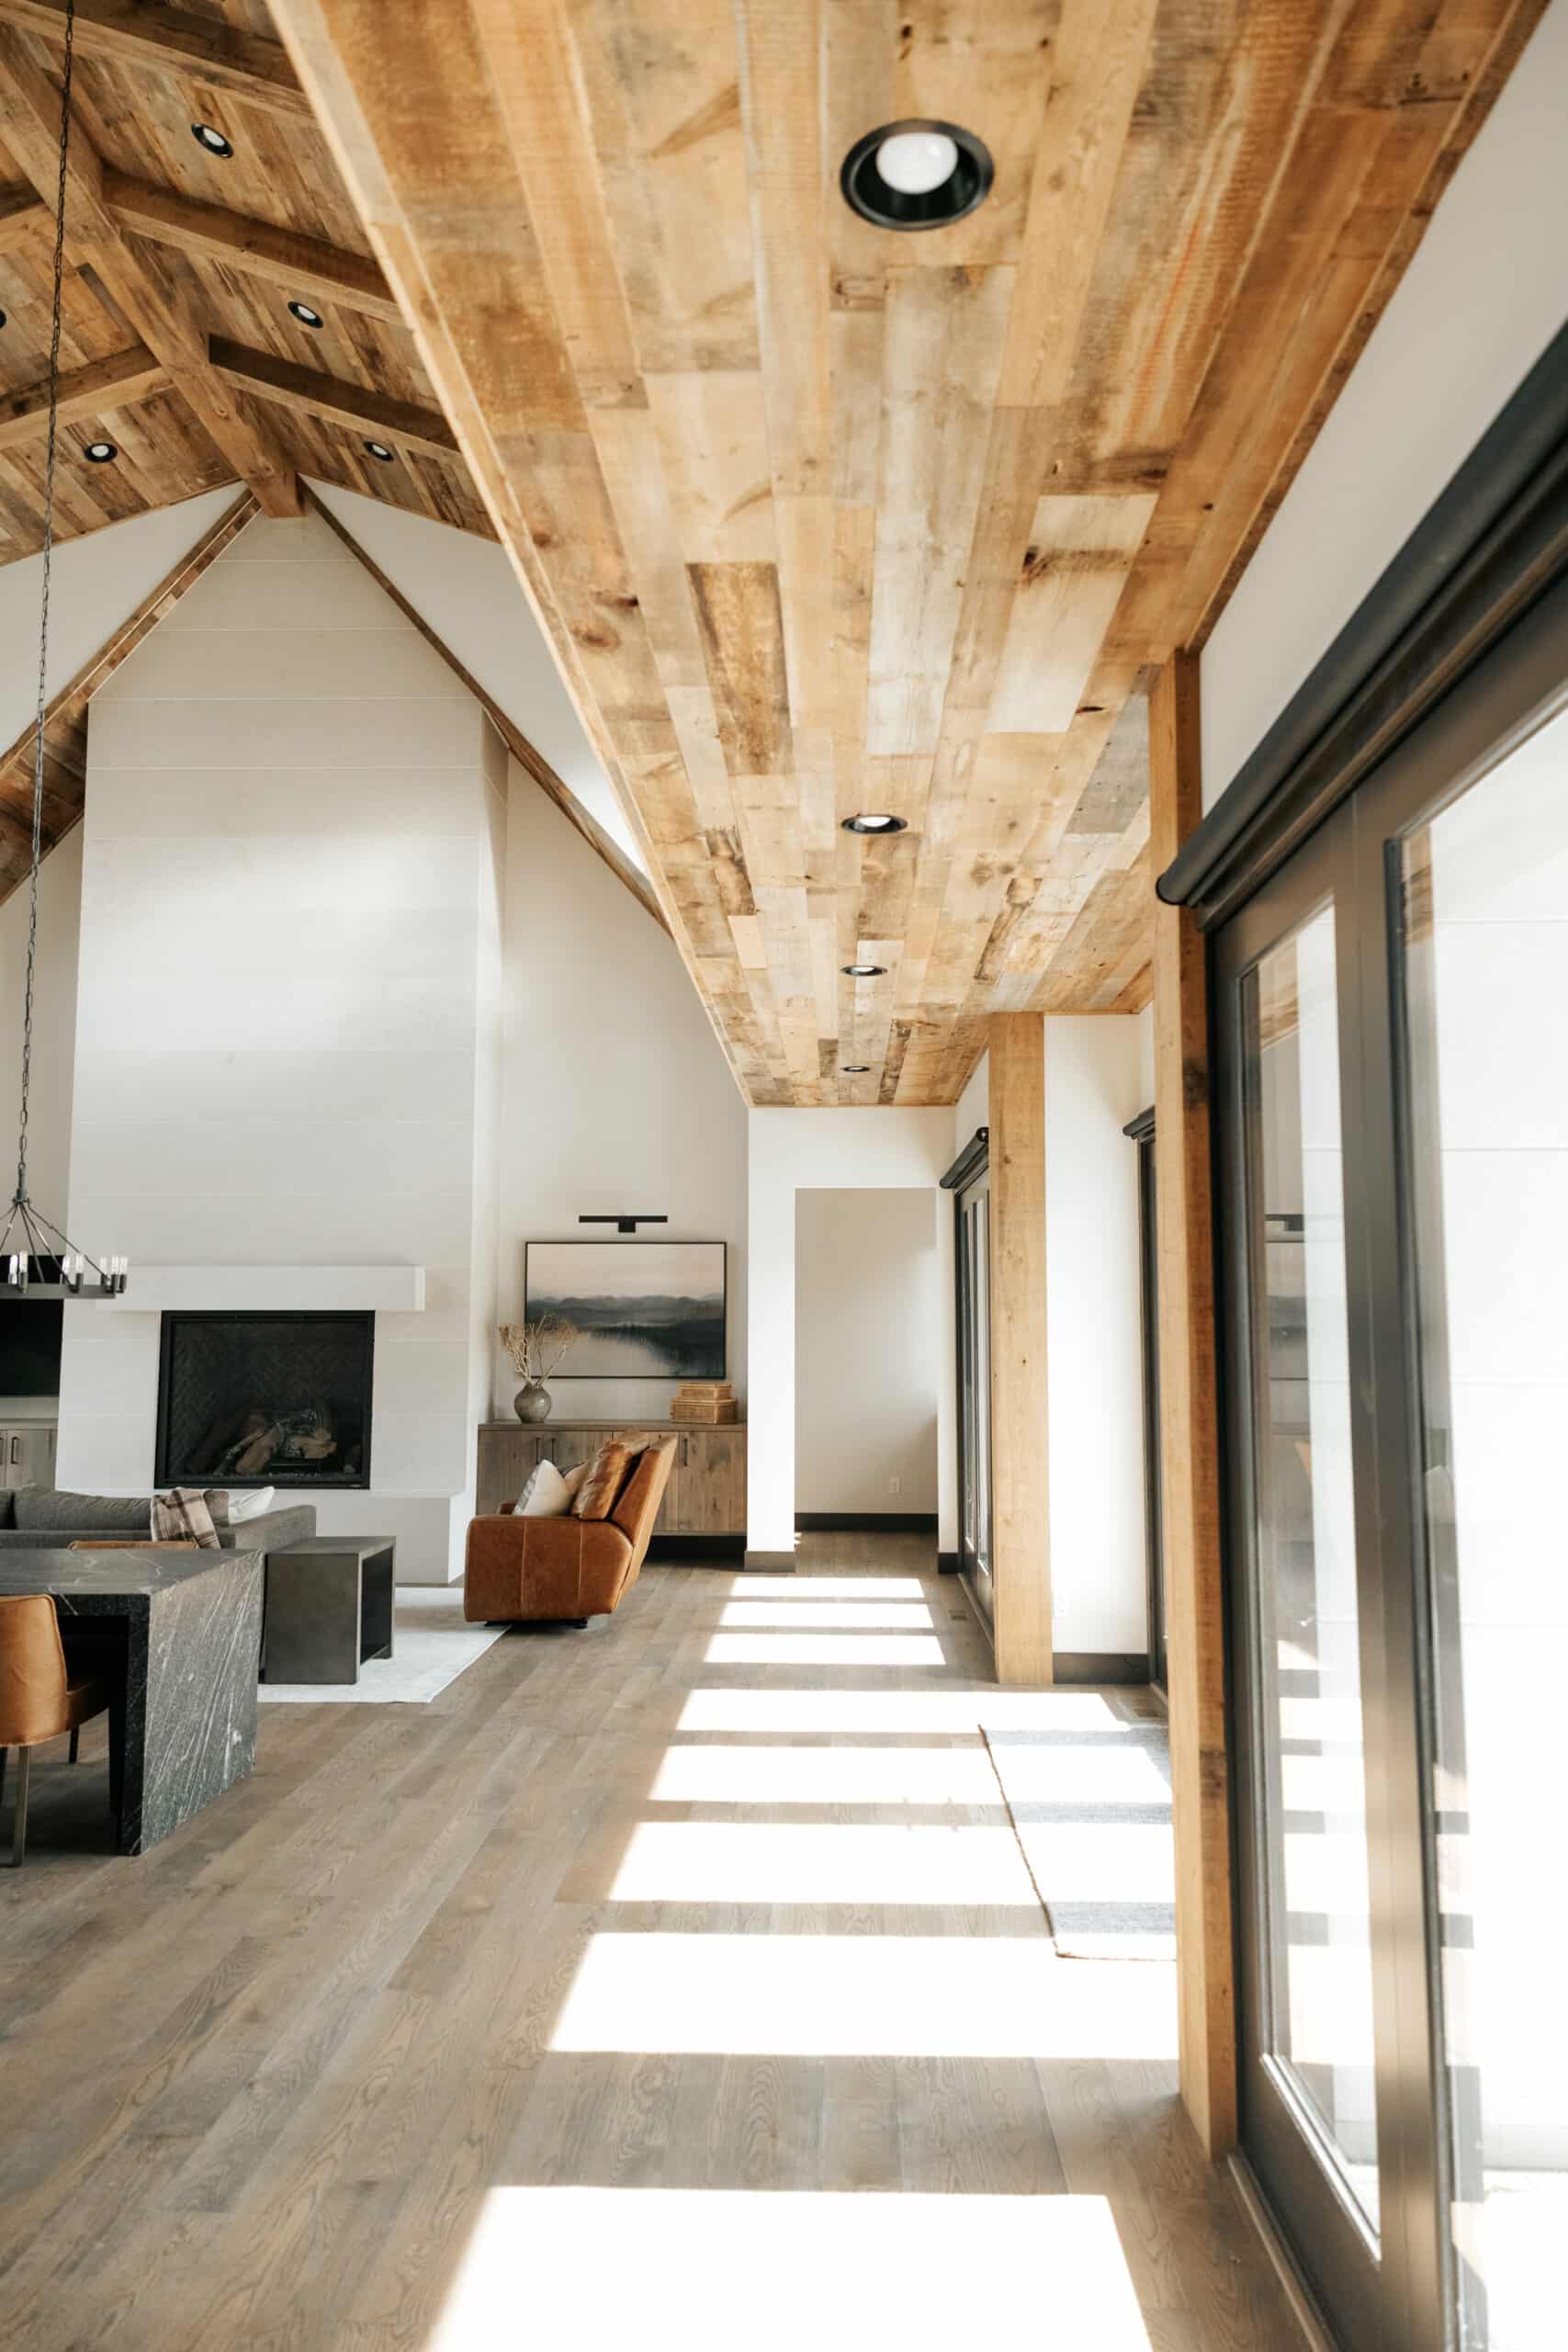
left=987, top=1011, right=1052, bottom=1686
left=1150, top=651, right=1236, bottom=2157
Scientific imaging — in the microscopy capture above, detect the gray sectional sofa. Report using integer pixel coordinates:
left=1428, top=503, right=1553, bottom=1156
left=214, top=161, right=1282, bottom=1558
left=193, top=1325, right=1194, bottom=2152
left=0, top=1488, right=315, bottom=1555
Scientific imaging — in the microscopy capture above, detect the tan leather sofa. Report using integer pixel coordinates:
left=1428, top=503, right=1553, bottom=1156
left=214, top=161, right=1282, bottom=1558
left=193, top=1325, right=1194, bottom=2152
left=463, top=1438, right=675, bottom=1625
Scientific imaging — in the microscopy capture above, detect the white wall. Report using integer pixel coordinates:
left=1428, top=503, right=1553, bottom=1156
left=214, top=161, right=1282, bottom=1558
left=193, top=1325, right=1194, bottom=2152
left=57, top=506, right=504, bottom=1581
left=0, top=826, right=82, bottom=1240
left=795, top=1189, right=940, bottom=1516
left=953, top=1051, right=988, bottom=1157
left=748, top=1109, right=957, bottom=1556
left=0, top=488, right=243, bottom=746
left=309, top=482, right=642, bottom=868
left=1043, top=1016, right=1149, bottom=1657
left=493, top=773, right=747, bottom=1420
left=1201, top=0, right=1568, bottom=807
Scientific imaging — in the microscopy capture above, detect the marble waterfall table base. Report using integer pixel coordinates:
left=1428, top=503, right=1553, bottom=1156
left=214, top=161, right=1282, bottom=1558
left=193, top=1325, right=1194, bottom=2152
left=0, top=1547, right=264, bottom=1854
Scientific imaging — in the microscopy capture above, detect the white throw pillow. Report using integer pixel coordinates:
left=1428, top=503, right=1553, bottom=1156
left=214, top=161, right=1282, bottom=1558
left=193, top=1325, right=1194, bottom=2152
left=516, top=1459, right=571, bottom=1518
left=227, top=1486, right=276, bottom=1524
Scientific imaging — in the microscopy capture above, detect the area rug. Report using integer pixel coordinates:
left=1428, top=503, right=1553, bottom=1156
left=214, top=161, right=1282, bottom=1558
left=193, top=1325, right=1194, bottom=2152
left=980, top=1702, right=1176, bottom=1960
left=258, top=1586, right=506, bottom=1705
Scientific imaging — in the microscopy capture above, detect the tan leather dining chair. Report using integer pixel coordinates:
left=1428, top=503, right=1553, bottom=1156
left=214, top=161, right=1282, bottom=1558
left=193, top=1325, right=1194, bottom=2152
left=0, top=1596, right=112, bottom=1867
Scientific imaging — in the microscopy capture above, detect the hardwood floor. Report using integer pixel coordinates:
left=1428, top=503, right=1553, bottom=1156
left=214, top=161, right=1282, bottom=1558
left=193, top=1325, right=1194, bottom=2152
left=0, top=1536, right=1306, bottom=2350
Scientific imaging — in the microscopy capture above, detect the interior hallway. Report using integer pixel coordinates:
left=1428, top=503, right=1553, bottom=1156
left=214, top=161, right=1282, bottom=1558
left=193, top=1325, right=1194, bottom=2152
left=0, top=1536, right=1305, bottom=2349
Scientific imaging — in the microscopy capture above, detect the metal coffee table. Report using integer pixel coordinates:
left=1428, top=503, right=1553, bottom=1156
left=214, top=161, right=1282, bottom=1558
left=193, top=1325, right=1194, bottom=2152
left=262, top=1536, right=396, bottom=1685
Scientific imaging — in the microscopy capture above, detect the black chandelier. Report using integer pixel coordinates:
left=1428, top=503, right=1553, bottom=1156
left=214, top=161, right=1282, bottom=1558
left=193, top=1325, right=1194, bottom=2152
left=1, top=1, right=126, bottom=1304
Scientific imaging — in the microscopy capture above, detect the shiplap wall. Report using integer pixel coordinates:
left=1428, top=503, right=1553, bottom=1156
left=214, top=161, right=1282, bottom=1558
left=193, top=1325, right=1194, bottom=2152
left=58, top=507, right=504, bottom=1581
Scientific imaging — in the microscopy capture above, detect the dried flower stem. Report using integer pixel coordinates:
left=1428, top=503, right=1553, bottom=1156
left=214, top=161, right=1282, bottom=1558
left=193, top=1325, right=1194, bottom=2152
left=498, top=1315, right=580, bottom=1383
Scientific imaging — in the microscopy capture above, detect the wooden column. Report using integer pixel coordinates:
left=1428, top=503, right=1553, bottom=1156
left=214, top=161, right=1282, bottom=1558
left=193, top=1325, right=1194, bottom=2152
left=1150, top=651, right=1236, bottom=2157
left=987, top=1011, right=1052, bottom=1686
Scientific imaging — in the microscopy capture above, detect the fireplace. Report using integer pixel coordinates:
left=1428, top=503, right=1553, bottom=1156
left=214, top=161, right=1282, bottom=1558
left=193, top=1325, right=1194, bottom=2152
left=155, top=1312, right=374, bottom=1490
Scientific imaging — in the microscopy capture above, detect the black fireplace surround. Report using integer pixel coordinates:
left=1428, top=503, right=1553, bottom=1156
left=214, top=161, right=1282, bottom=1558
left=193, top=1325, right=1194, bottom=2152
left=155, top=1311, right=374, bottom=1491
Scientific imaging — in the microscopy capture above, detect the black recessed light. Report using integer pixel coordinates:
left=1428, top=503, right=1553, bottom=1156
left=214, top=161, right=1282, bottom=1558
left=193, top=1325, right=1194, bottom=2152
left=191, top=122, right=234, bottom=159
left=842, top=963, right=887, bottom=978
left=85, top=440, right=118, bottom=463
left=841, top=1065, right=872, bottom=1075
left=841, top=119, right=993, bottom=232
left=288, top=300, right=324, bottom=329
left=841, top=812, right=908, bottom=836
left=364, top=439, right=396, bottom=464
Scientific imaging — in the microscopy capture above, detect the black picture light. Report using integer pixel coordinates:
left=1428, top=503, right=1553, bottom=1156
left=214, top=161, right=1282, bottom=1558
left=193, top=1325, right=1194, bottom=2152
left=579, top=1215, right=670, bottom=1236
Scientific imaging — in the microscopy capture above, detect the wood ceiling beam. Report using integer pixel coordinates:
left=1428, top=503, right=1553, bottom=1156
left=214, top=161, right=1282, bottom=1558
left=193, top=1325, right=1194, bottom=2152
left=0, top=2, right=310, bottom=120
left=102, top=169, right=403, bottom=326
left=0, top=341, right=166, bottom=447
left=0, top=29, right=301, bottom=514
left=0, top=179, right=44, bottom=248
left=304, top=486, right=671, bottom=939
left=0, top=486, right=256, bottom=894
left=208, top=334, right=457, bottom=461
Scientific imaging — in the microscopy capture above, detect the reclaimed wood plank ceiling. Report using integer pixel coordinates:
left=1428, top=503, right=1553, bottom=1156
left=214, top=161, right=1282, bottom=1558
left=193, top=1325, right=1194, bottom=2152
left=7, top=1, right=1550, bottom=1105
left=265, top=0, right=1542, bottom=1105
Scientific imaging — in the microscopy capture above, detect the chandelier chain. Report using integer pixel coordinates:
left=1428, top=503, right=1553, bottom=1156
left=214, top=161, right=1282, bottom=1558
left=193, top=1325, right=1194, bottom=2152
left=15, top=0, right=76, bottom=1209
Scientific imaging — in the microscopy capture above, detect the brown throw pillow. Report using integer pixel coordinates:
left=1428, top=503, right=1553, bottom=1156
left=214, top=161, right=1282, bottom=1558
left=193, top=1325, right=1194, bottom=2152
left=571, top=1440, right=640, bottom=1521
left=151, top=1487, right=222, bottom=1548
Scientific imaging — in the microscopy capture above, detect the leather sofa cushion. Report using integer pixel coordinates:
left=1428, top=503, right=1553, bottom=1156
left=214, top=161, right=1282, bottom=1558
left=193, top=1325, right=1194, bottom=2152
left=572, top=1440, right=639, bottom=1521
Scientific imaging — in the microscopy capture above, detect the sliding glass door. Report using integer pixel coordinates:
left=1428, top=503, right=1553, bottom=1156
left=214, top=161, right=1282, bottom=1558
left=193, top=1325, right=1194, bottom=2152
left=1217, top=577, right=1568, bottom=2352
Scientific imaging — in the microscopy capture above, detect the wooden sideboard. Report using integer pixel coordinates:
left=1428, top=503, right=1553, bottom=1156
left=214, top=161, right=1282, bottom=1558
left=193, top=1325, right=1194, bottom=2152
left=476, top=1419, right=746, bottom=1542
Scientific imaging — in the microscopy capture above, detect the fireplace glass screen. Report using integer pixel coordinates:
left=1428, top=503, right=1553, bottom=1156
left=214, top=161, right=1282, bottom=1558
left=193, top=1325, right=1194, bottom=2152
left=155, top=1312, right=373, bottom=1490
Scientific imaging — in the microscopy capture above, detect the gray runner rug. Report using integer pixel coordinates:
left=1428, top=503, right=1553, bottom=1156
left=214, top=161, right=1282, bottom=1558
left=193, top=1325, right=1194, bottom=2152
left=980, top=1708, right=1176, bottom=1961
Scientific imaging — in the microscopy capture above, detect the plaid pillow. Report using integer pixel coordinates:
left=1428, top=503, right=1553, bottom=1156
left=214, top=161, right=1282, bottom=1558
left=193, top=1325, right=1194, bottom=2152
left=151, top=1487, right=222, bottom=1549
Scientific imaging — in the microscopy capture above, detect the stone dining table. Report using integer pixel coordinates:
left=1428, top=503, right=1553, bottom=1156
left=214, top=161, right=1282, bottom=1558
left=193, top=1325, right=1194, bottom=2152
left=0, top=1546, right=264, bottom=1854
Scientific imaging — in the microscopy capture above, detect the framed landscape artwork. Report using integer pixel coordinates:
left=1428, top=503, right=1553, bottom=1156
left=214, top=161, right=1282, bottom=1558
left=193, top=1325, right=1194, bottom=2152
left=525, top=1241, right=727, bottom=1379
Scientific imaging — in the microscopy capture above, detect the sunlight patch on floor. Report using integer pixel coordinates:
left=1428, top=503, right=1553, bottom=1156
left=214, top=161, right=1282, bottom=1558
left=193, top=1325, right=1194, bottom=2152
left=718, top=1600, right=935, bottom=1628
left=649, top=1743, right=1005, bottom=1804
left=604, top=1820, right=1035, bottom=1905
left=728, top=1575, right=929, bottom=1598
left=427, top=2188, right=1155, bottom=2352
left=547, top=1932, right=1179, bottom=2058
left=705, top=1632, right=948, bottom=1666
left=675, top=1689, right=1123, bottom=1733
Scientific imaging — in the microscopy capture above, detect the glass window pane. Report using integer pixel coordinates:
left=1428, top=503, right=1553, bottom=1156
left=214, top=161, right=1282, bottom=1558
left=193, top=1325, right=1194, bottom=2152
left=1242, top=901, right=1381, bottom=2233
left=1400, top=700, right=1568, bottom=2349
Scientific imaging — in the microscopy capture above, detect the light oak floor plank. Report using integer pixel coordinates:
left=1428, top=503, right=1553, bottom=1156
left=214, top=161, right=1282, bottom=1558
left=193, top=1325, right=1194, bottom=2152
left=0, top=1533, right=1306, bottom=2349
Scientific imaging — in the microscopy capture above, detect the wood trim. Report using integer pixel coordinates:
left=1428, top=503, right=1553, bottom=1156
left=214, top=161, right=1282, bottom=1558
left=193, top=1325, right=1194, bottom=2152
left=0, top=345, right=167, bottom=449
left=987, top=1011, right=1051, bottom=1687
left=304, top=487, right=671, bottom=937
left=104, top=170, right=403, bottom=326
left=0, top=1, right=311, bottom=119
left=0, top=32, right=301, bottom=516
left=1150, top=649, right=1236, bottom=2158
left=209, top=335, right=457, bottom=461
left=0, top=488, right=258, bottom=893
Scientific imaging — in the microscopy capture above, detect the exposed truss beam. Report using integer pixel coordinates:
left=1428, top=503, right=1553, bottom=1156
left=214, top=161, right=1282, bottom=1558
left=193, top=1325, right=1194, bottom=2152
left=0, top=29, right=301, bottom=515
left=0, top=487, right=257, bottom=896
left=209, top=334, right=457, bottom=461
left=102, top=169, right=402, bottom=326
left=0, top=2, right=310, bottom=119
left=0, top=343, right=166, bottom=449
left=305, top=487, right=671, bottom=938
